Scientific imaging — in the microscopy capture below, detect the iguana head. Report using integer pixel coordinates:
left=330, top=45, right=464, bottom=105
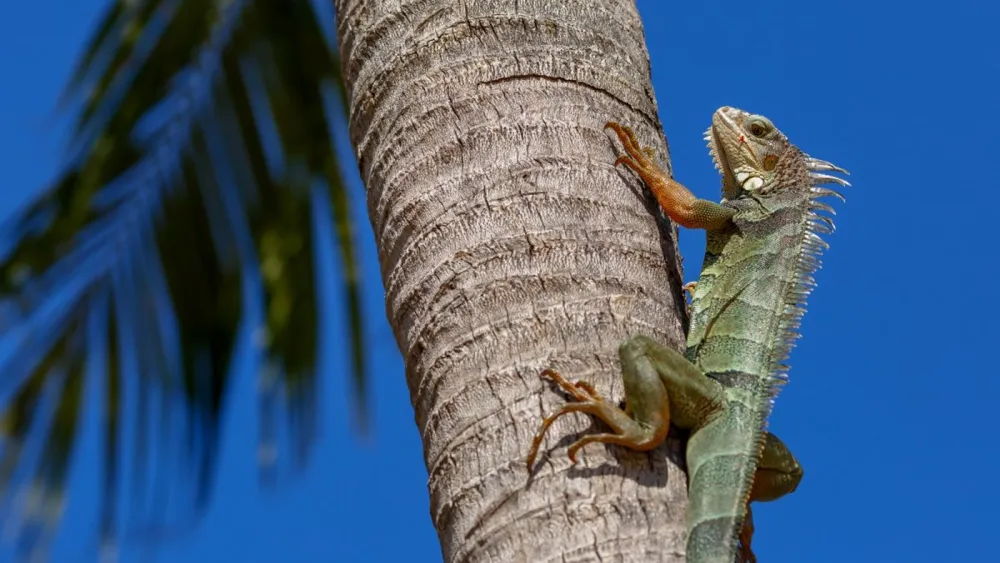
left=705, top=106, right=848, bottom=203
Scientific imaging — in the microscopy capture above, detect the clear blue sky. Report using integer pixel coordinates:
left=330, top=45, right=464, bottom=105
left=1, top=1, right=997, bottom=562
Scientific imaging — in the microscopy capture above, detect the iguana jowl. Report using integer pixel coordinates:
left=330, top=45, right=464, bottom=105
left=527, top=107, right=849, bottom=563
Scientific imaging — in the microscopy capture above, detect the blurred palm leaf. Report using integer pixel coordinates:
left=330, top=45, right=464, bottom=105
left=0, top=0, right=366, bottom=557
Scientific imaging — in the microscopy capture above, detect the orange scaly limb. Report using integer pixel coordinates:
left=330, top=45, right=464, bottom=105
left=605, top=122, right=734, bottom=231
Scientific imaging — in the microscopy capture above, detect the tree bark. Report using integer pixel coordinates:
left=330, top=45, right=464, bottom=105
left=335, top=1, right=690, bottom=560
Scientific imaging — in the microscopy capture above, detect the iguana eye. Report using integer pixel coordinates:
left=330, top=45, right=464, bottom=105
left=749, top=121, right=767, bottom=137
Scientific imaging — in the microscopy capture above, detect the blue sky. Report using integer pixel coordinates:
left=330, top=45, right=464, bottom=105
left=1, top=1, right=997, bottom=562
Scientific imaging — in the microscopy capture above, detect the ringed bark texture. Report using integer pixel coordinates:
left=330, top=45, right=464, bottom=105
left=336, top=1, right=691, bottom=561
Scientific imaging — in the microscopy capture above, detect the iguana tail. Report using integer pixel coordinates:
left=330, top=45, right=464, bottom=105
left=683, top=399, right=760, bottom=563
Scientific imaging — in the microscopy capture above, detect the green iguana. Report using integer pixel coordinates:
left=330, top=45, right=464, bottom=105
left=526, top=106, right=849, bottom=563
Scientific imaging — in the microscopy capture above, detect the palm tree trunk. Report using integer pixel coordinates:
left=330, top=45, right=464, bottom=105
left=335, top=1, right=690, bottom=560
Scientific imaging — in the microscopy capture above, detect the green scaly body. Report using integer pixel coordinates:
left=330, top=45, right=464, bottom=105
left=682, top=148, right=836, bottom=560
left=527, top=107, right=849, bottom=562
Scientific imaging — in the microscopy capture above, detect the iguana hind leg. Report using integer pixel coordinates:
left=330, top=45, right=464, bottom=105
left=526, top=335, right=725, bottom=469
left=526, top=369, right=656, bottom=468
left=738, top=432, right=804, bottom=563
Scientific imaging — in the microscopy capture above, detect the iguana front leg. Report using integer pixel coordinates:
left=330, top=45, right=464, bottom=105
left=605, top=122, right=734, bottom=231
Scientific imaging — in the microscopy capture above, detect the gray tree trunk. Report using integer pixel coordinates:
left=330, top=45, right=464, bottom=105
left=335, top=1, right=690, bottom=560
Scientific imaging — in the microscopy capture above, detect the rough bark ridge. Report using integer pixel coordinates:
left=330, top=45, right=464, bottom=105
left=336, top=1, right=690, bottom=561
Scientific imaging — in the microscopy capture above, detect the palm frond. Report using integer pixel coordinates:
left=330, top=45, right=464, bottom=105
left=0, top=0, right=365, bottom=557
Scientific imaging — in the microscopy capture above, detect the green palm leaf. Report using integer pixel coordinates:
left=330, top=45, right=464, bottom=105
left=0, top=0, right=366, bottom=557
